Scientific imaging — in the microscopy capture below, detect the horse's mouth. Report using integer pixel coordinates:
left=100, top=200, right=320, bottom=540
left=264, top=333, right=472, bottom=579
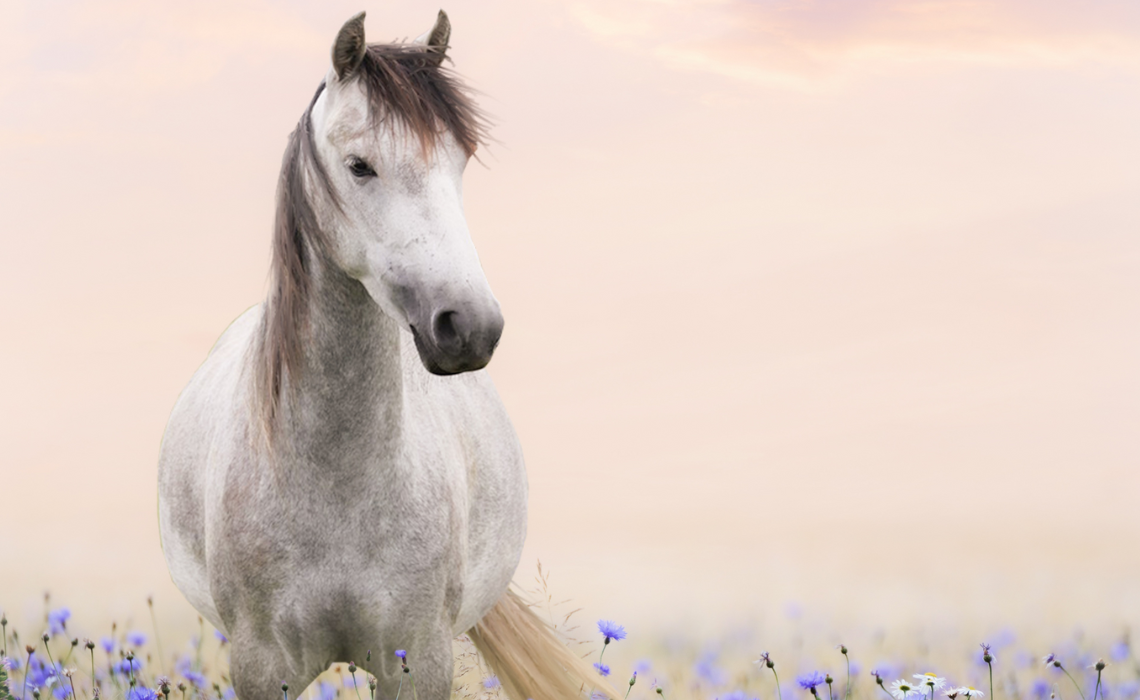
left=410, top=324, right=495, bottom=376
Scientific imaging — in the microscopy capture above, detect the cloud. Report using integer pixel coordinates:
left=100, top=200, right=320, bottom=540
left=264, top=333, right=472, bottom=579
left=567, top=0, right=1140, bottom=87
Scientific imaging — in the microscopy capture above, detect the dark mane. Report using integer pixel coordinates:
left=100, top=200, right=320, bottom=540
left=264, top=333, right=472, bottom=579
left=253, top=43, right=490, bottom=438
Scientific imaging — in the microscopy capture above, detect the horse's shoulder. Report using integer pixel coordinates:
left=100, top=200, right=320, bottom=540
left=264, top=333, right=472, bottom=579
left=206, top=304, right=264, bottom=358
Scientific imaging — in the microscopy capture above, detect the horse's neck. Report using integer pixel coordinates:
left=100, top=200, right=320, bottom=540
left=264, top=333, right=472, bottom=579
left=282, top=260, right=405, bottom=466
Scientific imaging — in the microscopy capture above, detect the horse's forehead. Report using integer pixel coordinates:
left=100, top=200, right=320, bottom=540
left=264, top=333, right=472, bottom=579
left=320, top=89, right=371, bottom=147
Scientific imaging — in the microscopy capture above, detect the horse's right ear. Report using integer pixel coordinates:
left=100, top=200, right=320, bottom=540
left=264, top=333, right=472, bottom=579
left=332, top=11, right=367, bottom=80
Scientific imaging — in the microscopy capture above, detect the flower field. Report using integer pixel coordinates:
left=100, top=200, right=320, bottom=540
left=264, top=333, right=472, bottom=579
left=2, top=590, right=1135, bottom=700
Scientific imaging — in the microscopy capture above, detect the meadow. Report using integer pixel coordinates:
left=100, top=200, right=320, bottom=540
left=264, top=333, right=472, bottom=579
left=2, top=578, right=1135, bottom=700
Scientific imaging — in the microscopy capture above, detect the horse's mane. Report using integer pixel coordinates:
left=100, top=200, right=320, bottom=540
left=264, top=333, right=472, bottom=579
left=253, top=43, right=490, bottom=439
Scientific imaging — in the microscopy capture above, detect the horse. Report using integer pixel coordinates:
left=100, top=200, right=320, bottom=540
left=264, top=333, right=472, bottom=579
left=157, top=12, right=608, bottom=700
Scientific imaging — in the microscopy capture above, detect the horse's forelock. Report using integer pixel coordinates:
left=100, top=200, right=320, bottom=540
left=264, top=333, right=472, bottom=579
left=355, top=43, right=489, bottom=159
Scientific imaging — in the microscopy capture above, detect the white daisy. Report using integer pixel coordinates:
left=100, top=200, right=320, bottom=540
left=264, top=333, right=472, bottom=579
left=958, top=688, right=985, bottom=698
left=890, top=680, right=921, bottom=700
left=914, top=674, right=947, bottom=691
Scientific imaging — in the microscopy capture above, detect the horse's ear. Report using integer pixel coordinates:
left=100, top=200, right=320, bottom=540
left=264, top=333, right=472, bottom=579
left=332, top=11, right=367, bottom=80
left=413, top=10, right=450, bottom=65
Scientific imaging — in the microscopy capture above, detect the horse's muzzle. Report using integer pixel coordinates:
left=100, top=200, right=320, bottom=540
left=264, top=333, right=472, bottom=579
left=410, top=304, right=504, bottom=375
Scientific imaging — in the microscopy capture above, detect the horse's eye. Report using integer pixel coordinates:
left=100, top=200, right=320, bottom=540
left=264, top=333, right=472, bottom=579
left=347, top=157, right=376, bottom=179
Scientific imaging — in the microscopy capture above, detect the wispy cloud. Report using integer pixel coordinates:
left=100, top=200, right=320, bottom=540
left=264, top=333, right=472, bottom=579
left=568, top=0, right=1140, bottom=87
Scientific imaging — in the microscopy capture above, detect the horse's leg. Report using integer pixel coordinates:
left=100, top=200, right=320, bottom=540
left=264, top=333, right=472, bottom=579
left=229, top=634, right=309, bottom=700
left=410, top=623, right=457, bottom=700
left=364, top=622, right=454, bottom=700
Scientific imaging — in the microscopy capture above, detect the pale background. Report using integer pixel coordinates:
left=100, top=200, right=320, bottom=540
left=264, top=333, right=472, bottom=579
left=1, top=0, right=1138, bottom=641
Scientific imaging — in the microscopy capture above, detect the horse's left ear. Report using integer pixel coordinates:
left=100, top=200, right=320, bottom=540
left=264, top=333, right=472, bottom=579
left=332, top=11, right=368, bottom=80
left=414, top=10, right=451, bottom=64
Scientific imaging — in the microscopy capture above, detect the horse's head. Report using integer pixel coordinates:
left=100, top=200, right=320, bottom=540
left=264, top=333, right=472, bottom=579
left=309, top=11, right=501, bottom=376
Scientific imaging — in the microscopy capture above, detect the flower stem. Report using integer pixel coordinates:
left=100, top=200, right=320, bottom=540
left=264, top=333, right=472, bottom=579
left=23, top=648, right=35, bottom=700
left=845, top=657, right=851, bottom=700
left=43, top=643, right=59, bottom=682
left=148, top=598, right=167, bottom=677
left=350, top=669, right=363, bottom=700
left=1060, top=667, right=1087, bottom=700
left=90, top=647, right=97, bottom=700
left=988, top=662, right=994, bottom=700
left=771, top=667, right=783, bottom=700
left=1092, top=669, right=1102, bottom=700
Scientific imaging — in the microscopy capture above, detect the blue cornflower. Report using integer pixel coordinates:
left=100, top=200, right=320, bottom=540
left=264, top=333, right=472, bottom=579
left=100, top=637, right=115, bottom=655
left=798, top=672, right=826, bottom=692
left=214, top=631, right=228, bottom=645
left=394, top=650, right=407, bottom=660
left=634, top=659, right=652, bottom=674
left=126, top=631, right=147, bottom=647
left=26, top=657, right=63, bottom=689
left=223, top=689, right=236, bottom=700
left=597, top=620, right=626, bottom=644
left=593, top=663, right=610, bottom=677
left=483, top=677, right=501, bottom=689
left=53, top=683, right=72, bottom=700
left=694, top=652, right=727, bottom=686
left=1112, top=641, right=1130, bottom=663
left=722, top=692, right=759, bottom=700
left=317, top=681, right=338, bottom=700
left=183, top=671, right=208, bottom=689
left=128, top=688, right=157, bottom=700
left=47, top=609, right=71, bottom=637
left=1030, top=679, right=1050, bottom=700
left=114, top=658, right=144, bottom=676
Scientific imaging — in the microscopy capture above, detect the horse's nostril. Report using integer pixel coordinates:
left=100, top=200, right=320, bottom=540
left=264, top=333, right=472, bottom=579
left=432, top=310, right=462, bottom=350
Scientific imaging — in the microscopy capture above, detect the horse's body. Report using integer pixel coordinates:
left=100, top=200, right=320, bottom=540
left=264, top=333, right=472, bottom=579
left=158, top=13, right=604, bottom=700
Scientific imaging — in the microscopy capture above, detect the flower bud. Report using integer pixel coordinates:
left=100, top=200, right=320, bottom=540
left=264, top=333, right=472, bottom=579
left=348, top=662, right=357, bottom=674
left=1095, top=660, right=1106, bottom=671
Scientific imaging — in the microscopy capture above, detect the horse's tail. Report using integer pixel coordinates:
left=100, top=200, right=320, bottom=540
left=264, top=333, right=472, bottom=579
left=468, top=589, right=621, bottom=700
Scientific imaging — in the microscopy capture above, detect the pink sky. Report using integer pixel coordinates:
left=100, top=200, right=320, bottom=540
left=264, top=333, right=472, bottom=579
left=1, top=0, right=1139, bottom=634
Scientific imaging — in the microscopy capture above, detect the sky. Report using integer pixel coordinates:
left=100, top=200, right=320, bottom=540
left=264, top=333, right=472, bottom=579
left=1, top=0, right=1139, bottom=639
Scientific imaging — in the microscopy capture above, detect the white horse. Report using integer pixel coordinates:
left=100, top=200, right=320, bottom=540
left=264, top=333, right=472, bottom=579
left=158, top=12, right=607, bottom=700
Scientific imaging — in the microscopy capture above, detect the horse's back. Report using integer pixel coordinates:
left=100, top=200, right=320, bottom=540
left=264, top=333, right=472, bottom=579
left=158, top=305, right=263, bottom=632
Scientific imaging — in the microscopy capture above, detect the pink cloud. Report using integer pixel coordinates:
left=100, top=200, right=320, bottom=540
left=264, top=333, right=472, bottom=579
left=568, top=0, right=1140, bottom=86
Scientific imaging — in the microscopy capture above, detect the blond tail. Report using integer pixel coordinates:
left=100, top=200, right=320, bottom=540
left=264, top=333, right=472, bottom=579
left=468, top=590, right=622, bottom=700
